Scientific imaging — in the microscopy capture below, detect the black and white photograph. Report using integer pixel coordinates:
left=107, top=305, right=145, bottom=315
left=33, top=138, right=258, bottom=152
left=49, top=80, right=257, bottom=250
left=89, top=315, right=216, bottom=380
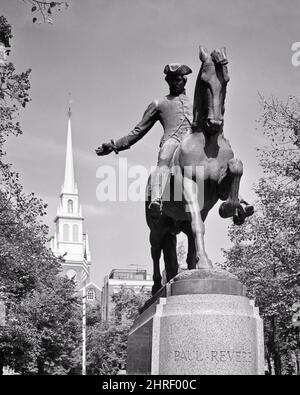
left=0, top=0, right=299, bottom=379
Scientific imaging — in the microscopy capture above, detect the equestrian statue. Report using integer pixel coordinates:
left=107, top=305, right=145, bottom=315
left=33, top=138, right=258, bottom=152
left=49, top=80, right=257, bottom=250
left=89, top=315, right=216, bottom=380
left=96, top=46, right=253, bottom=295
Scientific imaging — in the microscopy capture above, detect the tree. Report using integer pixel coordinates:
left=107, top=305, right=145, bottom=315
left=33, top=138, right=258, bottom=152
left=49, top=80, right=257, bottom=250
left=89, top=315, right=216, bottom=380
left=222, top=96, right=300, bottom=375
left=1, top=277, right=81, bottom=375
left=86, top=302, right=101, bottom=327
left=85, top=287, right=150, bottom=375
left=177, top=239, right=187, bottom=269
left=0, top=16, right=81, bottom=375
left=257, top=95, right=300, bottom=181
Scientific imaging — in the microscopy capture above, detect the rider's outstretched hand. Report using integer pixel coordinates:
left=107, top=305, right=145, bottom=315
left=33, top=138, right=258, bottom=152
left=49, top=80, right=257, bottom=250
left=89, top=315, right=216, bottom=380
left=95, top=142, right=114, bottom=156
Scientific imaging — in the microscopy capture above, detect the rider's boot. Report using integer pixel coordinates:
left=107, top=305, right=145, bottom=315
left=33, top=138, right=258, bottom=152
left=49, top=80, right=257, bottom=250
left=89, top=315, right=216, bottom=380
left=148, top=198, right=162, bottom=220
left=149, top=166, right=169, bottom=219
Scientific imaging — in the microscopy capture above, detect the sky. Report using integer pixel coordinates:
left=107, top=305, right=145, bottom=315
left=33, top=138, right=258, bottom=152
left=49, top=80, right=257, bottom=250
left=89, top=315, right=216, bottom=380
left=1, top=0, right=300, bottom=288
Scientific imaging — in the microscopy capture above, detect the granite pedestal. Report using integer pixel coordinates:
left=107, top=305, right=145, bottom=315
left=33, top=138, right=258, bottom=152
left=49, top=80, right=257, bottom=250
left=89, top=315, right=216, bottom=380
left=127, top=269, right=264, bottom=375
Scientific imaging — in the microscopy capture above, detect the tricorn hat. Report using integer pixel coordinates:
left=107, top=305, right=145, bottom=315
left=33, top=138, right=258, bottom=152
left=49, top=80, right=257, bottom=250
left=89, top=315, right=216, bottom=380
left=163, top=63, right=192, bottom=76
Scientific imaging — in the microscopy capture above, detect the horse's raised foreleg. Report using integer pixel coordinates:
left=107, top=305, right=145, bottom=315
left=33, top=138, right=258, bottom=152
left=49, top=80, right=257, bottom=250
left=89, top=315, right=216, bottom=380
left=183, top=176, right=213, bottom=269
left=162, top=233, right=178, bottom=282
left=232, top=196, right=254, bottom=225
left=219, top=158, right=243, bottom=218
left=218, top=159, right=254, bottom=225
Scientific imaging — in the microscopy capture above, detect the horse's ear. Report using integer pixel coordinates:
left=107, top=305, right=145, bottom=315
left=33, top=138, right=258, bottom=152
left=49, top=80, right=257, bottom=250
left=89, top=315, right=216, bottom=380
left=220, top=47, right=227, bottom=59
left=199, top=46, right=209, bottom=62
left=211, top=47, right=228, bottom=65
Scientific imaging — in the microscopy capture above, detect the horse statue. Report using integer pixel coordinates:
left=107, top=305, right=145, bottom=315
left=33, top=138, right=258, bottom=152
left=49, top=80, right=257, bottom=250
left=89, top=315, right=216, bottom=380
left=146, top=46, right=253, bottom=295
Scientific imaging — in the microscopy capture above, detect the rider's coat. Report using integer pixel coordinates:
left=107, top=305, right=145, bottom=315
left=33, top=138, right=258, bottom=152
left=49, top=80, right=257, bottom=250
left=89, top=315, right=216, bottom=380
left=115, top=92, right=193, bottom=151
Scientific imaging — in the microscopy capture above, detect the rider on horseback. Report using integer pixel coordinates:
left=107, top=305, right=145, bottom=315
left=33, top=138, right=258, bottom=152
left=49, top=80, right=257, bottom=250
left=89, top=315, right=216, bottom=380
left=96, top=63, right=193, bottom=217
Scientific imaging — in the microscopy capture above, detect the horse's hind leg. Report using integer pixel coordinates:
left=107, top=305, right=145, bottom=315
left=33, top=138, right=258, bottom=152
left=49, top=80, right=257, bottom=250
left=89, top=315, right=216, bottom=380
left=162, top=233, right=178, bottom=282
left=150, top=233, right=163, bottom=295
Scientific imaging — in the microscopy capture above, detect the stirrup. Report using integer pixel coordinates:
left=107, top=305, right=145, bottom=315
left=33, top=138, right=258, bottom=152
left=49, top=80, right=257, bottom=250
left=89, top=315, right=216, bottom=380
left=148, top=199, right=162, bottom=215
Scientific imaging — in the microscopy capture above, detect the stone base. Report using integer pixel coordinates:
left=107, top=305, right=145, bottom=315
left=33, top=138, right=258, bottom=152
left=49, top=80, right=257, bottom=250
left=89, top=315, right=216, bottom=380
left=127, top=269, right=264, bottom=375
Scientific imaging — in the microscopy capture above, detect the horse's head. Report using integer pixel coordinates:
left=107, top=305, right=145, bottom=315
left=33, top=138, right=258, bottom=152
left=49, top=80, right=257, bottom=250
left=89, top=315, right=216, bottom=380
left=193, top=46, right=230, bottom=135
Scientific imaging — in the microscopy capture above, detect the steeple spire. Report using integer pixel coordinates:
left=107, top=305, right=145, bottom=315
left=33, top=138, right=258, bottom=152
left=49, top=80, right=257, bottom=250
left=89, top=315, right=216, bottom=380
left=62, top=104, right=76, bottom=194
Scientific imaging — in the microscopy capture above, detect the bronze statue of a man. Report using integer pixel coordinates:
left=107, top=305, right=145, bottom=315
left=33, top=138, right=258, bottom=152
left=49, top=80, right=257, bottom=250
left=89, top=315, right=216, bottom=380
left=96, top=63, right=193, bottom=216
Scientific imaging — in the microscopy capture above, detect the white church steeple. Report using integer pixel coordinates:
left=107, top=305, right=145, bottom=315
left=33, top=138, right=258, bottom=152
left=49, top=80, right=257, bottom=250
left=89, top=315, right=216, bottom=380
left=50, top=105, right=91, bottom=288
left=62, top=107, right=77, bottom=195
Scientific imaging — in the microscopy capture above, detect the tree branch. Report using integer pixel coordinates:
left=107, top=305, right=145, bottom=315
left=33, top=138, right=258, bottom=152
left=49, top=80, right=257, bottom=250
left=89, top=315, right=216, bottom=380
left=21, top=0, right=69, bottom=24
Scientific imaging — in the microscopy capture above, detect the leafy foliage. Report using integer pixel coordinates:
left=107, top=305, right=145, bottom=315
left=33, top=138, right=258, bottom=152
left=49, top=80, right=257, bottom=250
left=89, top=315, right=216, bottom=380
left=1, top=278, right=81, bottom=374
left=257, top=95, right=300, bottom=181
left=177, top=239, right=187, bottom=269
left=0, top=17, right=81, bottom=375
left=85, top=287, right=150, bottom=375
left=0, top=16, right=12, bottom=48
left=223, top=96, right=300, bottom=375
left=0, top=17, right=31, bottom=154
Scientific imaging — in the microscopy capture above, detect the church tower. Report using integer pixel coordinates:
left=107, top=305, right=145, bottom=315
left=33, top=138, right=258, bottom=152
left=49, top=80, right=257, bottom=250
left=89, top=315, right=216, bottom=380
left=50, top=107, right=91, bottom=288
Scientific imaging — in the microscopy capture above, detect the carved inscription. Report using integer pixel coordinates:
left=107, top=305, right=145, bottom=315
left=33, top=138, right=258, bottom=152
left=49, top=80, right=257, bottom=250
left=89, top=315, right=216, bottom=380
left=174, top=350, right=204, bottom=362
left=174, top=350, right=252, bottom=363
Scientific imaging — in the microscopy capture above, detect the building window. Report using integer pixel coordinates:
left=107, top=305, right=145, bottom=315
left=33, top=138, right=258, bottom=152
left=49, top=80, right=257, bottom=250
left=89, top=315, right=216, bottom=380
left=87, top=289, right=95, bottom=300
left=73, top=224, right=79, bottom=242
left=63, top=223, right=69, bottom=241
left=67, top=199, right=73, bottom=214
